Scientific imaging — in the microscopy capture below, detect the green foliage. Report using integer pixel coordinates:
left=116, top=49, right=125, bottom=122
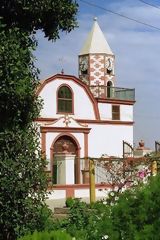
left=65, top=197, right=76, bottom=208
left=0, top=128, right=48, bottom=236
left=0, top=0, right=78, bottom=239
left=0, top=0, right=78, bottom=40
left=36, top=204, right=54, bottom=231
left=107, top=174, right=160, bottom=240
left=54, top=175, right=160, bottom=240
left=57, top=198, right=111, bottom=240
left=67, top=199, right=90, bottom=230
left=0, top=20, right=50, bottom=239
left=0, top=24, right=41, bottom=130
left=18, top=230, right=72, bottom=240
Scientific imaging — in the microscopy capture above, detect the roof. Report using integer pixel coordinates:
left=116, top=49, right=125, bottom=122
left=80, top=18, right=114, bottom=55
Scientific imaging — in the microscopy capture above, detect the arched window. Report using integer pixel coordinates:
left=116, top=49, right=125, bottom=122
left=107, top=81, right=113, bottom=98
left=57, top=85, right=73, bottom=113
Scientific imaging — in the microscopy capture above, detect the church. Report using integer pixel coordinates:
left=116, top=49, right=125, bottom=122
left=36, top=19, right=135, bottom=199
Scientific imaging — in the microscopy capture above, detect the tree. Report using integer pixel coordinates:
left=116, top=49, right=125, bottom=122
left=0, top=0, right=78, bottom=40
left=0, top=1, right=78, bottom=239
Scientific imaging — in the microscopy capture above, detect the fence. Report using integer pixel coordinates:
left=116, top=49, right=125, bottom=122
left=93, top=156, right=160, bottom=184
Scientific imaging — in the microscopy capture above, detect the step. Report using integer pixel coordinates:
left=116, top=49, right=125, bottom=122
left=54, top=207, right=70, bottom=214
left=53, top=213, right=68, bottom=220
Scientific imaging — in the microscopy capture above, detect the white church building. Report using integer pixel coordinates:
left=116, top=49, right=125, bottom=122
left=36, top=19, right=135, bottom=199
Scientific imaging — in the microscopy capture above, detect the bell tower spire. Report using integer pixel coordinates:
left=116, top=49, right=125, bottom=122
left=79, top=18, right=115, bottom=87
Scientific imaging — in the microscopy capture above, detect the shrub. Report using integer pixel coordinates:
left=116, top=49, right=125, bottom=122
left=108, top=174, right=160, bottom=240
left=18, top=230, right=72, bottom=240
left=65, top=197, right=76, bottom=208
left=65, top=197, right=80, bottom=208
left=35, top=204, right=55, bottom=232
left=59, top=198, right=111, bottom=240
left=55, top=174, right=160, bottom=240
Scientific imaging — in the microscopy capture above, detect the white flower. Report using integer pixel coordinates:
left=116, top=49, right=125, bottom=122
left=103, top=201, right=107, bottom=205
left=110, top=192, right=114, bottom=196
left=18, top=172, right=22, bottom=178
left=115, top=196, right=119, bottom=201
left=121, top=179, right=125, bottom=184
left=102, top=234, right=109, bottom=239
left=133, top=181, right=138, bottom=186
left=121, top=186, right=126, bottom=192
left=143, top=179, right=148, bottom=184
left=114, top=186, right=119, bottom=192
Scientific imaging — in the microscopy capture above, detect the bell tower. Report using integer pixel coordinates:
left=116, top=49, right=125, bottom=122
left=79, top=18, right=115, bottom=87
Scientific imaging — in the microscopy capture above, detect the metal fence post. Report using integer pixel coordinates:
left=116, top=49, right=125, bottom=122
left=151, top=160, right=157, bottom=176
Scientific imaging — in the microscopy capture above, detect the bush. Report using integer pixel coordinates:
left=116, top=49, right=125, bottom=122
left=58, top=198, right=110, bottom=240
left=65, top=197, right=74, bottom=208
left=107, top=174, right=160, bottom=240
left=55, top=174, right=160, bottom=240
left=18, top=230, right=72, bottom=240
left=35, top=204, right=55, bottom=232
left=65, top=197, right=76, bottom=208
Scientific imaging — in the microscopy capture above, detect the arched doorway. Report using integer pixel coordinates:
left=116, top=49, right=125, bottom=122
left=107, top=81, right=113, bottom=98
left=52, top=135, right=80, bottom=184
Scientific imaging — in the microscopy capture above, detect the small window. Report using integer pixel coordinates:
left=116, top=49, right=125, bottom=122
left=112, top=105, right=120, bottom=120
left=57, top=86, right=73, bottom=113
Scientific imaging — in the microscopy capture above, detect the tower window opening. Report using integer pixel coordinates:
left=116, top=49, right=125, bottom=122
left=81, top=69, right=88, bottom=75
left=106, top=68, right=112, bottom=75
left=107, top=81, right=113, bottom=98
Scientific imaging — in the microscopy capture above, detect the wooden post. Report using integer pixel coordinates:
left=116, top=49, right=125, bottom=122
left=151, top=160, right=157, bottom=176
left=89, top=158, right=95, bottom=203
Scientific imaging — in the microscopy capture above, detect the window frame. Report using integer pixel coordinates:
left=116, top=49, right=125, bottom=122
left=112, top=105, right=120, bottom=120
left=57, top=84, right=74, bottom=114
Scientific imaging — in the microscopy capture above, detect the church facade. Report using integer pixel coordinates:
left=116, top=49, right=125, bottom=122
left=36, top=19, right=135, bottom=199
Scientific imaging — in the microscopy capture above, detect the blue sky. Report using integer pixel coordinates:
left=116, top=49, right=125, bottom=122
left=35, top=0, right=160, bottom=149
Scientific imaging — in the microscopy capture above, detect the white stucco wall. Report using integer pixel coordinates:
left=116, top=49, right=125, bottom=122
left=88, top=124, right=133, bottom=157
left=74, top=189, right=110, bottom=198
left=38, top=76, right=134, bottom=186
left=46, top=188, right=111, bottom=200
left=121, top=105, right=133, bottom=121
left=39, top=78, right=96, bottom=119
left=46, top=190, right=66, bottom=200
left=98, top=103, right=133, bottom=121
left=98, top=103, right=111, bottom=120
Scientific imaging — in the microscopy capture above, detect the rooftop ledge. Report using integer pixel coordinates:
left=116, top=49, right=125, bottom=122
left=89, top=86, right=135, bottom=101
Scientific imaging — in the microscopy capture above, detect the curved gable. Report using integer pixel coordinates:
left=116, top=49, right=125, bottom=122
left=37, top=74, right=100, bottom=120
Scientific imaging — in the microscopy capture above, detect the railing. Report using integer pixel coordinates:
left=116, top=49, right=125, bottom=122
left=47, top=155, right=160, bottom=186
left=89, top=86, right=135, bottom=101
left=83, top=156, right=160, bottom=186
